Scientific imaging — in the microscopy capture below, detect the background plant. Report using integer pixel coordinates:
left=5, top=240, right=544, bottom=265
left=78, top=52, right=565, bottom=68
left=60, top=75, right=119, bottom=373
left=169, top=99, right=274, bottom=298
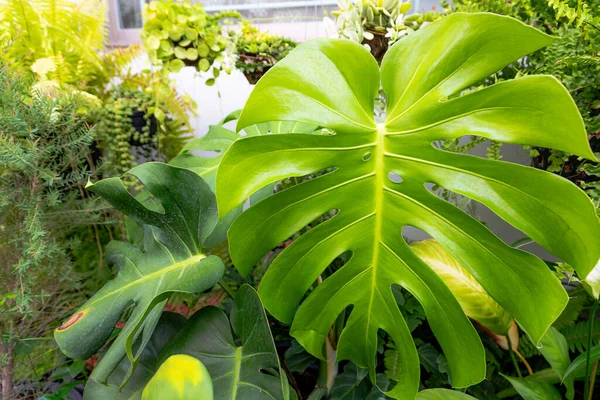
left=0, top=65, right=108, bottom=399
left=0, top=0, right=108, bottom=96
left=324, top=0, right=442, bottom=60
left=142, top=0, right=239, bottom=77
left=232, top=21, right=297, bottom=84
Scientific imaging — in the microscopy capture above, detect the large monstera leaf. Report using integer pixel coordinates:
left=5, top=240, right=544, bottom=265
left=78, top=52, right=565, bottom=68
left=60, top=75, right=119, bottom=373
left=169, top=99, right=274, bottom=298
left=216, top=13, right=600, bottom=399
left=55, top=163, right=224, bottom=387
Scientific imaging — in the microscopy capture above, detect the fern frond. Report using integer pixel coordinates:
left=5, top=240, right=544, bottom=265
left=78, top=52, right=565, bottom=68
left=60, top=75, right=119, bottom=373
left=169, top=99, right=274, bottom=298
left=560, top=321, right=600, bottom=353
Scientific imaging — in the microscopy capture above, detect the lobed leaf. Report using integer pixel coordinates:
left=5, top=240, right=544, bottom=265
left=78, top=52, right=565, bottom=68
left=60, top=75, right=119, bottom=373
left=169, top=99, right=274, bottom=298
left=217, top=13, right=600, bottom=399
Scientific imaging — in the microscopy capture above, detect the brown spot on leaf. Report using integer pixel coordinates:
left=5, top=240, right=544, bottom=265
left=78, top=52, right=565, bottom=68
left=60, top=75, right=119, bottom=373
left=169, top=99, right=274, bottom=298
left=56, top=309, right=87, bottom=331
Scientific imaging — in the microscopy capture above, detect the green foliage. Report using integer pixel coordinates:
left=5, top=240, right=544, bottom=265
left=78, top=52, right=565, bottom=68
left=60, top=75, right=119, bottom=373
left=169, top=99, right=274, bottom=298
left=560, top=320, right=600, bottom=353
left=217, top=13, right=599, bottom=399
left=0, top=0, right=108, bottom=94
left=232, top=22, right=297, bottom=84
left=82, top=285, right=292, bottom=400
left=142, top=0, right=239, bottom=76
left=0, top=65, right=105, bottom=398
left=55, top=163, right=225, bottom=387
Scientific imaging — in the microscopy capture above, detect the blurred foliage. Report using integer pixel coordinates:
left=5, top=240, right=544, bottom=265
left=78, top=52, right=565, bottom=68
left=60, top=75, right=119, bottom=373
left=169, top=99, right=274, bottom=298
left=0, top=0, right=108, bottom=95
left=142, top=0, right=239, bottom=76
left=324, top=0, right=442, bottom=61
left=232, top=21, right=296, bottom=84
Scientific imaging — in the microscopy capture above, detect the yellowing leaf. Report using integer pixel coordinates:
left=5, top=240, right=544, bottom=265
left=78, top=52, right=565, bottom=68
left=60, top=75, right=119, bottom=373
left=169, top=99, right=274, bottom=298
left=410, top=239, right=513, bottom=335
left=142, top=355, right=213, bottom=400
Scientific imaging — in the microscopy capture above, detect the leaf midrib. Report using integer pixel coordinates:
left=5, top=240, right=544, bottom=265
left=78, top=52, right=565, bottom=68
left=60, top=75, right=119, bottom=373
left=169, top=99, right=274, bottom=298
left=82, top=254, right=206, bottom=309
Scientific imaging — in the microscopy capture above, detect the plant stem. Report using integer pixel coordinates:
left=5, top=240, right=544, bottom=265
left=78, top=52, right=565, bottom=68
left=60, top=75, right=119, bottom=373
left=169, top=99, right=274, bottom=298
left=506, top=334, right=522, bottom=378
left=588, top=361, right=598, bottom=400
left=585, top=299, right=600, bottom=400
left=219, top=279, right=235, bottom=299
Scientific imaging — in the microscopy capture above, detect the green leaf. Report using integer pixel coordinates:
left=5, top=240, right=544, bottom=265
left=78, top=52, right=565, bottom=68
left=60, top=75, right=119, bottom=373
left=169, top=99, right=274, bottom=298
left=199, top=58, right=210, bottom=71
left=160, top=284, right=294, bottom=399
left=538, top=327, right=573, bottom=398
left=55, top=163, right=224, bottom=386
left=415, top=389, right=476, bottom=399
left=410, top=239, right=512, bottom=335
left=217, top=13, right=600, bottom=399
left=284, top=339, right=317, bottom=374
left=329, top=363, right=370, bottom=400
left=186, top=47, right=199, bottom=61
left=502, top=375, right=562, bottom=400
left=563, top=343, right=600, bottom=381
left=168, top=59, right=185, bottom=72
left=174, top=46, right=187, bottom=59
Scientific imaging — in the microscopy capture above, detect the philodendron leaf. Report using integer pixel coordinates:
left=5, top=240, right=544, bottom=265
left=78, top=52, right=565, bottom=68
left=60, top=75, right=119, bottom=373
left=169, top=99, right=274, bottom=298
left=502, top=375, right=562, bottom=400
left=410, top=239, right=512, bottom=335
left=55, top=163, right=225, bottom=386
left=160, top=284, right=294, bottom=400
left=415, top=389, right=476, bottom=399
left=216, top=12, right=600, bottom=399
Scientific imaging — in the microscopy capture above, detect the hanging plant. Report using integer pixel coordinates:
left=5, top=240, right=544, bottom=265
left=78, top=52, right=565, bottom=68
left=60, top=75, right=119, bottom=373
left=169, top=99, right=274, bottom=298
left=324, top=0, right=442, bottom=61
left=142, top=0, right=239, bottom=77
left=95, top=89, right=156, bottom=175
left=232, top=21, right=297, bottom=84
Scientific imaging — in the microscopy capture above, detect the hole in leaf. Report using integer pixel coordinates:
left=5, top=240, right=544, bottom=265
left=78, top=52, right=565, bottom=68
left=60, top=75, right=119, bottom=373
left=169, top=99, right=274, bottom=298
left=362, top=152, right=372, bottom=161
left=189, top=149, right=221, bottom=159
left=388, top=172, right=403, bottom=183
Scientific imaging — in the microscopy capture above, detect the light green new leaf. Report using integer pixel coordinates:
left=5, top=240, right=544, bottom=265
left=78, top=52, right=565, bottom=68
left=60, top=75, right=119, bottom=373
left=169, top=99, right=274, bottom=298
left=55, top=163, right=224, bottom=386
left=160, top=284, right=294, bottom=400
left=502, top=375, right=562, bottom=400
left=563, top=343, right=600, bottom=381
left=217, top=13, right=600, bottom=400
left=410, top=239, right=512, bottom=335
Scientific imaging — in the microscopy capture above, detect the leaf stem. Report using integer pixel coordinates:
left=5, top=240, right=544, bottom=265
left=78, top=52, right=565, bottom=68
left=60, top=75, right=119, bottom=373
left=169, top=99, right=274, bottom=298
left=588, top=361, right=598, bottom=400
left=585, top=299, right=600, bottom=399
left=219, top=279, right=235, bottom=299
left=506, top=334, right=522, bottom=378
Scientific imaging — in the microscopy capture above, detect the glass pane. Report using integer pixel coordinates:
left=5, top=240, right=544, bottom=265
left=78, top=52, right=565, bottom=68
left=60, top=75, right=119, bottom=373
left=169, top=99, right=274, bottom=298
left=199, top=0, right=336, bottom=22
left=118, top=0, right=143, bottom=29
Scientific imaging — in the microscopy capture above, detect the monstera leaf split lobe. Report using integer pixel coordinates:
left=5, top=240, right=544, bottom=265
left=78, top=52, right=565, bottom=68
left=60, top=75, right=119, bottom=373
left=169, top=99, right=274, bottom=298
left=55, top=163, right=225, bottom=387
left=216, top=12, right=600, bottom=400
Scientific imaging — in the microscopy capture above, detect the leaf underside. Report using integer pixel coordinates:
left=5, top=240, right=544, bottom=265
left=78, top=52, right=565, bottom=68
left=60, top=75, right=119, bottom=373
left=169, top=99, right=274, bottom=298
left=217, top=13, right=600, bottom=399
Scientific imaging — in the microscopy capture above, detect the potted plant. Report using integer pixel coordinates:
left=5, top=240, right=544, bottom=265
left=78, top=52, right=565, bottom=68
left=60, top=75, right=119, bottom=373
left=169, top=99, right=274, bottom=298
left=324, top=0, right=441, bottom=61
left=232, top=21, right=297, bottom=84
left=142, top=0, right=239, bottom=77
